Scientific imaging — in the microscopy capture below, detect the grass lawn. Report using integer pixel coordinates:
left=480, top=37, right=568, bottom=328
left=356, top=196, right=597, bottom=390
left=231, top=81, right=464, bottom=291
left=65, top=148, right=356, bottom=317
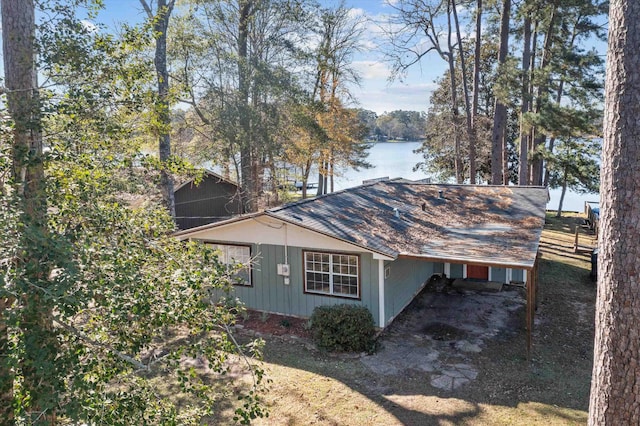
left=206, top=212, right=597, bottom=425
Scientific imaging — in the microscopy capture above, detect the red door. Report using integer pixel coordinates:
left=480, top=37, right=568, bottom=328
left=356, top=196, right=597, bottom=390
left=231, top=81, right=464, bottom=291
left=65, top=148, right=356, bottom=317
left=467, top=264, right=489, bottom=280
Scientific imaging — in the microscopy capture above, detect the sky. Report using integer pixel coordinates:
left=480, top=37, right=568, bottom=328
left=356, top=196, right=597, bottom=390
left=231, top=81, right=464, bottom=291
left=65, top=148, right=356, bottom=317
left=95, top=0, right=446, bottom=115
left=84, top=0, right=607, bottom=115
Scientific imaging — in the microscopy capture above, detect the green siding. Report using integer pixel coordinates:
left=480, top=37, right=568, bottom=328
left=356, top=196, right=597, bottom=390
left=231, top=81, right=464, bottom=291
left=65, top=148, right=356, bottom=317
left=213, top=243, right=381, bottom=325
left=383, top=258, right=437, bottom=325
left=450, top=263, right=464, bottom=278
left=491, top=267, right=507, bottom=283
left=208, top=242, right=530, bottom=329
left=512, top=268, right=525, bottom=282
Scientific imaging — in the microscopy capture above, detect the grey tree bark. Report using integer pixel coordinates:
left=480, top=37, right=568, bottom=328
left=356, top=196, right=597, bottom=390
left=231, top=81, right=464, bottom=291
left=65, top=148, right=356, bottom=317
left=588, top=0, right=640, bottom=423
left=140, top=0, right=176, bottom=218
left=451, top=0, right=474, bottom=184
left=446, top=0, right=463, bottom=184
left=530, top=4, right=556, bottom=186
left=518, top=13, right=531, bottom=186
left=238, top=0, right=258, bottom=212
left=490, top=0, right=510, bottom=185
left=2, top=0, right=56, bottom=421
left=470, top=0, right=482, bottom=184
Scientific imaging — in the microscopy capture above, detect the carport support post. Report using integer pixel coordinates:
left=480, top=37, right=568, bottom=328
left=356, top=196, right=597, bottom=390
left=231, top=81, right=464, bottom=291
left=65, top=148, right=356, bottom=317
left=526, top=268, right=533, bottom=360
left=378, top=259, right=385, bottom=328
left=526, top=256, right=539, bottom=360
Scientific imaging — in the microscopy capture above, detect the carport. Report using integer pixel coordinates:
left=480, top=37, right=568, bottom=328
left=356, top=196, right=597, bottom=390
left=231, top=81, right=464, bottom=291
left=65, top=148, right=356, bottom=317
left=390, top=252, right=541, bottom=359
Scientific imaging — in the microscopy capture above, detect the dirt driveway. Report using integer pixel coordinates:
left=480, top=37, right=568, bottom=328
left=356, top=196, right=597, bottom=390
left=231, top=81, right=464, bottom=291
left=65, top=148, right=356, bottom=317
left=362, top=281, right=526, bottom=391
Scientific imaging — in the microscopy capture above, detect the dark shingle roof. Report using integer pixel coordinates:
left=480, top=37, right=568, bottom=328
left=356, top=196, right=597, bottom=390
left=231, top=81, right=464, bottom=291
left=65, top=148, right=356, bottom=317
left=267, top=181, right=548, bottom=268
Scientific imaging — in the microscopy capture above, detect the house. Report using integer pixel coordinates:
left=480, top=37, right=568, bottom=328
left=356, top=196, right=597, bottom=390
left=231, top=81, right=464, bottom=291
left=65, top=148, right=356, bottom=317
left=174, top=170, right=243, bottom=230
left=175, top=179, right=548, bottom=344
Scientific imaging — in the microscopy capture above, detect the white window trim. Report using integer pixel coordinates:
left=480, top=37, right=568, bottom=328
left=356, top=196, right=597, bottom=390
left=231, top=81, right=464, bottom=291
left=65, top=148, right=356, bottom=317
left=304, top=251, right=360, bottom=299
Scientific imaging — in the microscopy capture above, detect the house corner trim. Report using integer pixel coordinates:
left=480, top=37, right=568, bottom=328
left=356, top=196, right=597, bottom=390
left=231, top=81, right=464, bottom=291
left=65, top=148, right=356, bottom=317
left=378, top=259, right=385, bottom=328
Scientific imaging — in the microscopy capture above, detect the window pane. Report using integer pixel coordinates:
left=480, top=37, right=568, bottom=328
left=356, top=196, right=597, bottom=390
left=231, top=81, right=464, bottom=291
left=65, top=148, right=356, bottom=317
left=333, top=270, right=358, bottom=297
left=306, top=272, right=330, bottom=293
left=208, top=244, right=227, bottom=263
left=233, top=266, right=251, bottom=286
left=208, top=244, right=251, bottom=285
left=228, top=246, right=250, bottom=264
left=306, top=252, right=358, bottom=298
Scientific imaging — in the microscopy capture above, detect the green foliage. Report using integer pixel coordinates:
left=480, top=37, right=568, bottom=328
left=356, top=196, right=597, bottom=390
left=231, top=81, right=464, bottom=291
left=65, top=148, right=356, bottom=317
left=310, top=305, right=376, bottom=353
left=0, top=1, right=268, bottom=424
left=543, top=137, right=600, bottom=194
left=375, top=110, right=427, bottom=141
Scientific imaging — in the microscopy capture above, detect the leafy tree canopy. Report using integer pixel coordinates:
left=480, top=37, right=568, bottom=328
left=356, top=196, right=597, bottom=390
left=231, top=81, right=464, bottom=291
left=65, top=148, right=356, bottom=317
left=0, top=1, right=266, bottom=424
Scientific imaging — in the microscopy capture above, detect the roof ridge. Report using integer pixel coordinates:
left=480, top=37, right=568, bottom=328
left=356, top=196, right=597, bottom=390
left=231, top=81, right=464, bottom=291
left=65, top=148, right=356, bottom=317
left=267, top=179, right=385, bottom=212
left=386, top=181, right=548, bottom=190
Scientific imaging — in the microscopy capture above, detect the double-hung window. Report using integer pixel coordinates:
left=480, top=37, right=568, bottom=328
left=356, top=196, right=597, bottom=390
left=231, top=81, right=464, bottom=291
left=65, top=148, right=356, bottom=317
left=208, top=243, right=252, bottom=286
left=304, top=251, right=359, bottom=298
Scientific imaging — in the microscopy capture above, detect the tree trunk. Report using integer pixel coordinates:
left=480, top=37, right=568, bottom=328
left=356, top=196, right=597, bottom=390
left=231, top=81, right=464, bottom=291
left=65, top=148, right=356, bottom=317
left=446, top=1, right=463, bottom=184
left=502, top=124, right=509, bottom=185
left=530, top=4, right=557, bottom=186
left=556, top=175, right=567, bottom=217
left=589, top=0, right=640, bottom=423
left=452, top=0, right=474, bottom=184
left=141, top=0, right=176, bottom=219
left=490, top=0, right=510, bottom=185
left=329, top=159, right=334, bottom=193
left=0, top=297, right=12, bottom=422
left=238, top=0, right=257, bottom=212
left=301, top=159, right=311, bottom=199
left=316, top=160, right=325, bottom=196
left=470, top=0, right=482, bottom=184
left=2, top=0, right=57, bottom=421
left=518, top=13, right=532, bottom=185
left=527, top=20, right=538, bottom=183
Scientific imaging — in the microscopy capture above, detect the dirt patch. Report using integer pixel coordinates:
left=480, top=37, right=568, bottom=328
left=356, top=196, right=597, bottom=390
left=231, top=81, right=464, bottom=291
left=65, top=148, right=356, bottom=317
left=235, top=310, right=312, bottom=339
left=422, top=322, right=467, bottom=341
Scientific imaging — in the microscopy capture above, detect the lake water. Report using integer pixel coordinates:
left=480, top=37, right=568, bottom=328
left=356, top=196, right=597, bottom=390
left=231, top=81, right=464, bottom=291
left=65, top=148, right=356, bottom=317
left=332, top=141, right=598, bottom=212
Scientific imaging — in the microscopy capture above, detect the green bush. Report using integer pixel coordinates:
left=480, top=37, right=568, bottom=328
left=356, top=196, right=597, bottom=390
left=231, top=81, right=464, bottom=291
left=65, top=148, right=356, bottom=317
left=310, top=304, right=376, bottom=352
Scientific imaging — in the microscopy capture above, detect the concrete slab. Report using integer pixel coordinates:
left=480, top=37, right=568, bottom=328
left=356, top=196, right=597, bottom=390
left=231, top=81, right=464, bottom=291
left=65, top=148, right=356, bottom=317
left=452, top=279, right=503, bottom=292
left=361, top=286, right=524, bottom=390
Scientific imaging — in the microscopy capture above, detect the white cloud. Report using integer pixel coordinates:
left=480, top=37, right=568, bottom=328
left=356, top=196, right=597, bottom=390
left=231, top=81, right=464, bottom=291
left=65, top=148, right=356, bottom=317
left=455, top=4, right=471, bottom=16
left=350, top=82, right=439, bottom=114
left=347, top=7, right=367, bottom=19
left=81, top=19, right=98, bottom=33
left=352, top=60, right=391, bottom=80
